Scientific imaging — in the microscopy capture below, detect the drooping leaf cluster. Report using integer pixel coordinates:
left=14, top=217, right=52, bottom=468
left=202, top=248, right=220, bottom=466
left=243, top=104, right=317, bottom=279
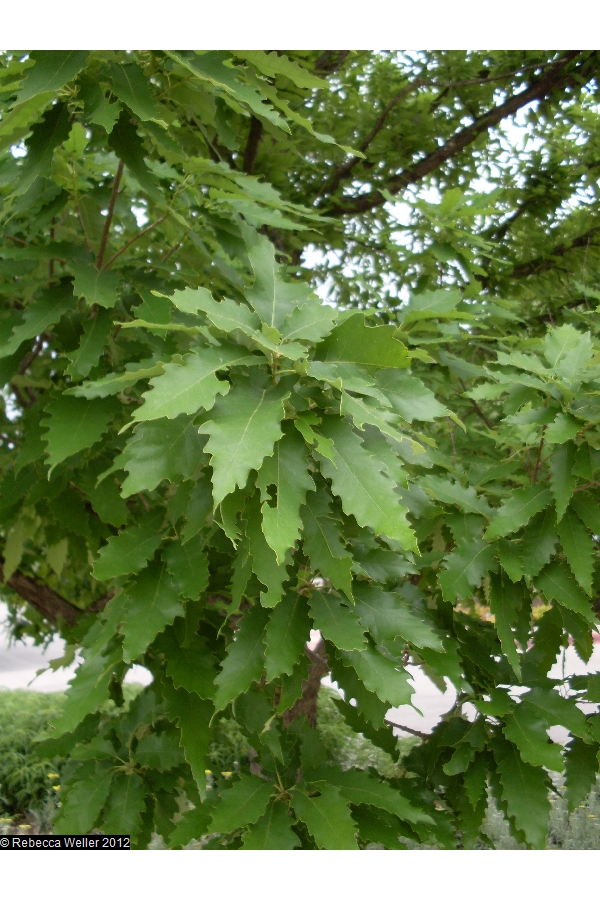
left=1, top=50, right=600, bottom=849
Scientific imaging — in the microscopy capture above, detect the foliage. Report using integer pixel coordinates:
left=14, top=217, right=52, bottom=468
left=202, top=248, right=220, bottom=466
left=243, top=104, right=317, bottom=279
left=0, top=689, right=64, bottom=817
left=1, top=49, right=600, bottom=849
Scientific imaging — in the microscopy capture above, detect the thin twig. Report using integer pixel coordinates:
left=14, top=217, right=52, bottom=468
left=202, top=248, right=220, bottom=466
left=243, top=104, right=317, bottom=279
left=101, top=213, right=168, bottom=271
left=573, top=481, right=600, bottom=493
left=384, top=718, right=428, bottom=741
left=18, top=333, right=48, bottom=375
left=3, top=233, right=27, bottom=246
left=96, top=160, right=124, bottom=268
left=77, top=205, right=92, bottom=254
left=532, top=435, right=545, bottom=483
left=160, top=236, right=186, bottom=266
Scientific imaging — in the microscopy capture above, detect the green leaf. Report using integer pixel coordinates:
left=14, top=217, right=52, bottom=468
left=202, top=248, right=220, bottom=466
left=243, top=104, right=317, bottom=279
left=314, top=767, right=432, bottom=826
left=564, top=738, right=600, bottom=813
left=93, top=512, right=163, bottom=581
left=163, top=679, right=213, bottom=798
left=402, top=288, right=462, bottom=322
left=339, top=391, right=405, bottom=443
left=301, top=489, right=354, bottom=599
left=572, top=444, right=600, bottom=480
left=520, top=508, right=558, bottom=577
left=548, top=442, right=577, bottom=521
left=535, top=561, right=595, bottom=623
left=120, top=415, right=209, bottom=497
left=419, top=475, right=491, bottom=517
left=353, top=584, right=444, bottom=651
left=315, top=313, right=409, bottom=369
left=543, top=324, right=593, bottom=381
left=309, top=591, right=366, bottom=651
left=108, top=111, right=162, bottom=203
left=235, top=51, right=326, bottom=89
left=78, top=74, right=121, bottom=132
left=121, top=560, right=184, bottom=662
left=341, top=643, right=413, bottom=707
left=168, top=51, right=288, bottom=133
left=42, top=396, right=117, bottom=472
left=485, top=484, right=552, bottom=540
left=101, top=773, right=146, bottom=837
left=264, top=591, right=311, bottom=680
left=167, top=802, right=215, bottom=848
left=522, top=686, right=589, bottom=740
left=51, top=646, right=122, bottom=736
left=246, top=494, right=290, bottom=607
left=570, top=491, right=600, bottom=533
left=256, top=424, right=315, bottom=563
left=108, top=62, right=163, bottom=124
left=15, top=102, right=71, bottom=195
left=67, top=359, right=165, bottom=399
left=164, top=533, right=209, bottom=600
left=375, top=370, right=452, bottom=422
left=213, top=605, right=268, bottom=711
left=54, top=768, right=113, bottom=835
left=199, top=378, right=290, bottom=506
left=65, top=308, right=112, bottom=378
left=134, top=346, right=259, bottom=422
left=158, top=627, right=217, bottom=699
left=489, top=572, right=527, bottom=677
left=209, top=773, right=274, bottom=834
left=0, top=280, right=73, bottom=360
left=503, top=704, right=564, bottom=771
left=16, top=50, right=89, bottom=103
left=166, top=286, right=298, bottom=357
left=317, top=418, right=416, bottom=551
left=546, top=412, right=581, bottom=444
left=242, top=799, right=301, bottom=849
left=71, top=261, right=121, bottom=309
left=558, top=508, right=594, bottom=595
left=438, top=537, right=497, bottom=603
left=497, top=538, right=524, bottom=582
left=492, top=737, right=551, bottom=849
left=244, top=227, right=299, bottom=330
left=291, top=785, right=358, bottom=849
left=134, top=733, right=185, bottom=771
left=280, top=302, right=337, bottom=343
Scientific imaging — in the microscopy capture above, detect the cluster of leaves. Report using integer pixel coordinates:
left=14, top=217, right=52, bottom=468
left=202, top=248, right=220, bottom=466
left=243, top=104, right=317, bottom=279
left=1, top=50, right=600, bottom=850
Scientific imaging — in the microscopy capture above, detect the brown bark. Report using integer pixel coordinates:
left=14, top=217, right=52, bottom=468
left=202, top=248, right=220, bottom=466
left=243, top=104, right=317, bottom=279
left=243, top=117, right=263, bottom=175
left=314, top=51, right=350, bottom=74
left=0, top=560, right=112, bottom=627
left=282, top=638, right=329, bottom=728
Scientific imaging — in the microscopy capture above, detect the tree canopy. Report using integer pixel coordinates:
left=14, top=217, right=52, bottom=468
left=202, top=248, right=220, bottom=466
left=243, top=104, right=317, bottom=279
left=1, top=49, right=600, bottom=849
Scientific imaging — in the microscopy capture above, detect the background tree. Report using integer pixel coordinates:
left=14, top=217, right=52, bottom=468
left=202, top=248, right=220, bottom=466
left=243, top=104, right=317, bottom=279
left=1, top=49, right=600, bottom=849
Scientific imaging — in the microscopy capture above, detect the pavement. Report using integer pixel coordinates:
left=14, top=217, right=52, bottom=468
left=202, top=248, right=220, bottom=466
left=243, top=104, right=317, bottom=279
left=0, top=601, right=152, bottom=692
left=2, top=604, right=599, bottom=739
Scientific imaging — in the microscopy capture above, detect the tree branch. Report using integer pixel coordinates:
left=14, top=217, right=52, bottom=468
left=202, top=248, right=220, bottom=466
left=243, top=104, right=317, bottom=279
left=96, top=160, right=124, bottom=269
left=243, top=116, right=263, bottom=175
left=282, top=639, right=329, bottom=728
left=507, top=223, right=600, bottom=280
left=1, top=560, right=112, bottom=627
left=314, top=51, right=351, bottom=74
left=384, top=718, right=428, bottom=741
left=325, top=52, right=592, bottom=216
left=324, top=80, right=424, bottom=196
left=100, top=213, right=168, bottom=271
